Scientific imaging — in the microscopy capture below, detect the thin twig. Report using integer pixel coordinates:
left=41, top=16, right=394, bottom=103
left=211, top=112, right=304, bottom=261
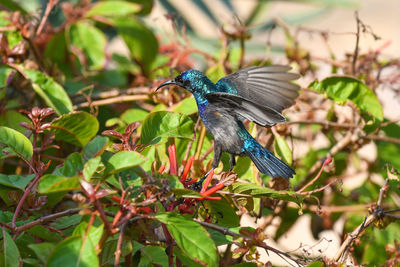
left=74, top=95, right=149, bottom=109
left=287, top=120, right=360, bottom=129
left=36, top=0, right=59, bottom=36
left=114, top=223, right=126, bottom=267
left=362, top=134, right=400, bottom=145
left=352, top=11, right=361, bottom=75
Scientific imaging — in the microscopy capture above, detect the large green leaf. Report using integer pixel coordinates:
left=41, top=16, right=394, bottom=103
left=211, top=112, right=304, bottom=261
left=37, top=175, right=80, bottom=194
left=46, top=235, right=98, bottom=267
left=274, top=134, right=293, bottom=165
left=172, top=97, right=199, bottom=115
left=140, top=111, right=194, bottom=145
left=1, top=228, right=21, bottom=267
left=86, top=0, right=141, bottom=17
left=114, top=18, right=158, bottom=74
left=0, top=126, right=33, bottom=161
left=83, top=135, right=109, bottom=160
left=228, top=183, right=304, bottom=205
left=23, top=69, right=73, bottom=115
left=28, top=243, right=56, bottom=264
left=51, top=111, right=99, bottom=147
left=156, top=212, right=218, bottom=267
left=105, top=151, right=146, bottom=175
left=309, top=76, right=383, bottom=121
left=0, top=174, right=34, bottom=190
left=69, top=21, right=106, bottom=70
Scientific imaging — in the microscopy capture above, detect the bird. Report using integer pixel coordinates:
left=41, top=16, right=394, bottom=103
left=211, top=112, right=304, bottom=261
left=157, top=65, right=300, bottom=180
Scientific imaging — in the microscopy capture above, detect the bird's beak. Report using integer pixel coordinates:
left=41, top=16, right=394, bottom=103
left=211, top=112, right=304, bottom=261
left=156, top=79, right=176, bottom=91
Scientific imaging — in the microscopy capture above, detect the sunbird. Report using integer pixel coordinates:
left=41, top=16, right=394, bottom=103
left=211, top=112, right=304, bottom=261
left=157, top=66, right=299, bottom=180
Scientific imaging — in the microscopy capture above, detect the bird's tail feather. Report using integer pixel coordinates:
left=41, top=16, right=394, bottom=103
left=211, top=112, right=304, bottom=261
left=244, top=145, right=295, bottom=179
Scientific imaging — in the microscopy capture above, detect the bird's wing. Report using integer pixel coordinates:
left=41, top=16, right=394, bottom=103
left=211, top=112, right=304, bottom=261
left=205, top=92, right=285, bottom=127
left=216, top=65, right=300, bottom=113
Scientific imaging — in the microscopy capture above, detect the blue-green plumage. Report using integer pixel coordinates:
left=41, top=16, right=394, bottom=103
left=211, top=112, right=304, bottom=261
left=157, top=66, right=300, bottom=179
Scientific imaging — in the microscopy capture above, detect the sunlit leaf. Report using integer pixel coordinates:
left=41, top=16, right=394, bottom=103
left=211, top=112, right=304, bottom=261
left=53, top=152, right=84, bottom=177
left=0, top=126, right=33, bottom=161
left=23, top=69, right=73, bottom=115
left=51, top=111, right=99, bottom=147
left=309, top=76, right=383, bottom=121
left=28, top=243, right=55, bottom=264
left=156, top=212, right=218, bottom=266
left=86, top=0, right=141, bottom=17
left=140, top=111, right=194, bottom=145
left=105, top=151, right=146, bottom=175
left=0, top=174, right=34, bottom=190
left=37, top=175, right=80, bottom=194
left=274, top=134, right=293, bottom=165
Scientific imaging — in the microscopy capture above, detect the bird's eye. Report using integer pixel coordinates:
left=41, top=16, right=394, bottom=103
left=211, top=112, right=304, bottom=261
left=176, top=76, right=183, bottom=83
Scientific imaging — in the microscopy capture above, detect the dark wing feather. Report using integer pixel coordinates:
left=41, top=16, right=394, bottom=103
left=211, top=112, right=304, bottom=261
left=216, top=65, right=300, bottom=113
left=205, top=92, right=285, bottom=127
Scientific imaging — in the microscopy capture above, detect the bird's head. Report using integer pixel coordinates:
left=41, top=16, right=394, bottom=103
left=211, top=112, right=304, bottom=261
left=156, top=69, right=211, bottom=96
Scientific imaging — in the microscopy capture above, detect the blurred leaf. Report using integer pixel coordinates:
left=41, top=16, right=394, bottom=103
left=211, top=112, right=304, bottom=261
left=309, top=76, right=383, bottom=121
left=121, top=108, right=149, bottom=124
left=38, top=175, right=80, bottom=194
left=306, top=262, right=325, bottom=267
left=127, top=0, right=153, bottom=15
left=23, top=69, right=73, bottom=115
left=114, top=17, right=158, bottom=74
left=140, top=111, right=194, bottom=145
left=156, top=212, right=218, bottom=266
left=72, top=217, right=104, bottom=247
left=228, top=183, right=303, bottom=205
left=205, top=64, right=225, bottom=83
left=27, top=226, right=62, bottom=242
left=0, top=66, right=14, bottom=88
left=105, top=151, right=146, bottom=175
left=69, top=21, right=106, bottom=70
left=86, top=1, right=141, bottom=17
left=83, top=136, right=109, bottom=160
left=28, top=243, right=55, bottom=264
left=275, top=207, right=299, bottom=239
left=232, top=263, right=258, bottom=267
left=1, top=228, right=21, bottom=267
left=0, top=174, right=34, bottom=190
left=47, top=235, right=98, bottom=267
left=51, top=111, right=99, bottom=147
left=83, top=156, right=101, bottom=181
left=53, top=152, right=84, bottom=177
left=274, top=134, right=293, bottom=165
left=377, top=122, right=400, bottom=173
left=139, top=246, right=168, bottom=267
left=206, top=228, right=232, bottom=246
left=172, top=188, right=202, bottom=198
left=0, top=110, right=30, bottom=133
left=0, top=126, right=33, bottom=161
left=172, top=97, right=198, bottom=115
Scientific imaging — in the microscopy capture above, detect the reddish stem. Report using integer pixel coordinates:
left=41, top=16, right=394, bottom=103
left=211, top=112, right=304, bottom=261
left=297, top=157, right=332, bottom=193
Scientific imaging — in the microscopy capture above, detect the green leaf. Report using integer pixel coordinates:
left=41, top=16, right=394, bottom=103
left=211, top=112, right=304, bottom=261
left=37, top=175, right=80, bottom=194
left=1, top=228, right=21, bottom=267
left=121, top=108, right=149, bottom=124
left=83, top=156, right=101, bottom=181
left=140, top=111, right=194, bottom=145
left=69, top=21, right=106, bottom=70
left=26, top=226, right=62, bottom=242
left=0, top=110, right=31, bottom=133
left=114, top=18, right=158, bottom=74
left=53, top=152, right=84, bottom=177
left=274, top=134, right=293, bottom=165
left=105, top=151, right=146, bottom=175
left=173, top=247, right=204, bottom=267
left=47, top=235, right=98, bottom=267
left=156, top=212, right=218, bottom=267
left=232, top=263, right=258, bottom=267
left=86, top=0, right=141, bottom=17
left=309, top=76, right=383, bottom=121
left=172, top=188, right=202, bottom=199
left=28, top=243, right=56, bottom=264
left=72, top=217, right=104, bottom=247
left=204, top=198, right=239, bottom=228
left=0, top=126, right=33, bottom=161
left=23, top=69, right=73, bottom=115
left=0, top=66, right=14, bottom=88
left=140, top=246, right=168, bottom=267
left=228, top=183, right=304, bottom=205
left=306, top=261, right=325, bottom=267
left=172, top=97, right=198, bottom=115
left=83, top=135, right=109, bottom=160
left=51, top=111, right=99, bottom=147
left=0, top=174, right=34, bottom=190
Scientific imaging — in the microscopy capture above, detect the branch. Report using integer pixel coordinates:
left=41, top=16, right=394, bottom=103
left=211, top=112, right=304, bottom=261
left=74, top=95, right=149, bottom=109
left=287, top=120, right=360, bottom=129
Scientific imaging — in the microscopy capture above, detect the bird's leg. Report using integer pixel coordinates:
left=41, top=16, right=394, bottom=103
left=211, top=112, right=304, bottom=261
left=229, top=154, right=236, bottom=171
left=192, top=142, right=222, bottom=191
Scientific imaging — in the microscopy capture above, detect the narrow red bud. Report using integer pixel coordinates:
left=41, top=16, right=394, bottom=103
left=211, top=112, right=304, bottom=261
left=200, top=169, right=215, bottom=194
left=181, top=156, right=194, bottom=183
left=158, top=164, right=166, bottom=173
left=168, top=145, right=177, bottom=175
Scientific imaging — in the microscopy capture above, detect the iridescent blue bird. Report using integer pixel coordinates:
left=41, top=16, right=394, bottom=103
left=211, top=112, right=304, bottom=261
left=157, top=66, right=300, bottom=180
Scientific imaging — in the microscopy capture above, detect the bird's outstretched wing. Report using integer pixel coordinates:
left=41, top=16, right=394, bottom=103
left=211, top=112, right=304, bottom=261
left=215, top=65, right=300, bottom=113
left=205, top=92, right=285, bottom=126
